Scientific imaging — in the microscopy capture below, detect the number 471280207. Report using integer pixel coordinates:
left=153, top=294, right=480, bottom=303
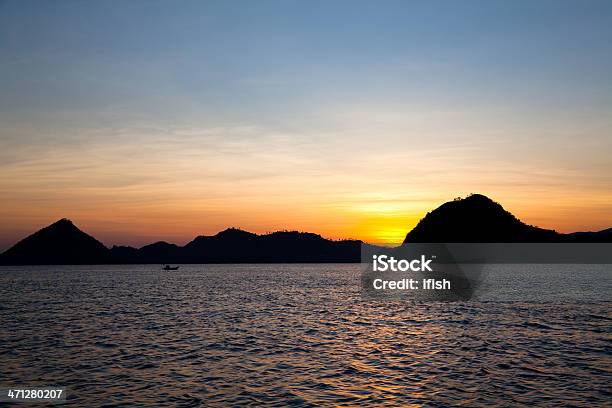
left=3, top=388, right=65, bottom=401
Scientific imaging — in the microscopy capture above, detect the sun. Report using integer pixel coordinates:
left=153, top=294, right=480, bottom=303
left=350, top=212, right=417, bottom=246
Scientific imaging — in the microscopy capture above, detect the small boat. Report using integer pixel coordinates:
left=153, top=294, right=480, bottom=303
left=163, top=265, right=179, bottom=271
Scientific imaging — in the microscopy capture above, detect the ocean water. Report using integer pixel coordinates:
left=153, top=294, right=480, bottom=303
left=0, top=264, right=610, bottom=407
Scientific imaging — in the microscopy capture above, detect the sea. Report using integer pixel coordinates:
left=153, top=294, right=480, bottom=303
left=0, top=264, right=610, bottom=407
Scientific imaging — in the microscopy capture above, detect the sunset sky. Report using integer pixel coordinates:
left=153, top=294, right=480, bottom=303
left=1, top=0, right=611, bottom=250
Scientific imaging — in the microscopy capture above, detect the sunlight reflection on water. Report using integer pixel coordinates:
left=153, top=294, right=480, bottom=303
left=0, top=264, right=610, bottom=406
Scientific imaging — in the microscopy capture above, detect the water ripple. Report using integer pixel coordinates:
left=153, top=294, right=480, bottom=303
left=0, top=264, right=610, bottom=406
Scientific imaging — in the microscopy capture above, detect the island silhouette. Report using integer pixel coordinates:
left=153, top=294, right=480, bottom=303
left=1, top=194, right=610, bottom=265
left=404, top=193, right=602, bottom=243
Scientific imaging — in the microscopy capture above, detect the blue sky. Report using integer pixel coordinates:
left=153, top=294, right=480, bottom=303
left=1, top=0, right=611, bottom=248
left=2, top=0, right=612, bottom=125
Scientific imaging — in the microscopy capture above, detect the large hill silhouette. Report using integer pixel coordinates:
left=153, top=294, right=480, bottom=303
left=404, top=194, right=561, bottom=243
left=404, top=194, right=611, bottom=243
left=0, top=194, right=610, bottom=265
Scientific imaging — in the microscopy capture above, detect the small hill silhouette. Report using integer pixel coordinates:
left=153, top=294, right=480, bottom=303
left=0, top=218, right=109, bottom=265
left=138, top=241, right=182, bottom=264
left=565, top=228, right=612, bottom=243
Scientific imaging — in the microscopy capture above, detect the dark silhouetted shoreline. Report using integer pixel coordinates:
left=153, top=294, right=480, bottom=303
left=1, top=194, right=610, bottom=265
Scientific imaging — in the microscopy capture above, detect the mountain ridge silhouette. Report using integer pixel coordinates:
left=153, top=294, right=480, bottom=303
left=1, top=194, right=610, bottom=265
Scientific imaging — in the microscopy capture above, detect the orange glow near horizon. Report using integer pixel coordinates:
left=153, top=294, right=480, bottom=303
left=1, top=187, right=611, bottom=251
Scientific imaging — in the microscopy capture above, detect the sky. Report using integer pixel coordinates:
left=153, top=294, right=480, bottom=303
left=1, top=0, right=611, bottom=250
